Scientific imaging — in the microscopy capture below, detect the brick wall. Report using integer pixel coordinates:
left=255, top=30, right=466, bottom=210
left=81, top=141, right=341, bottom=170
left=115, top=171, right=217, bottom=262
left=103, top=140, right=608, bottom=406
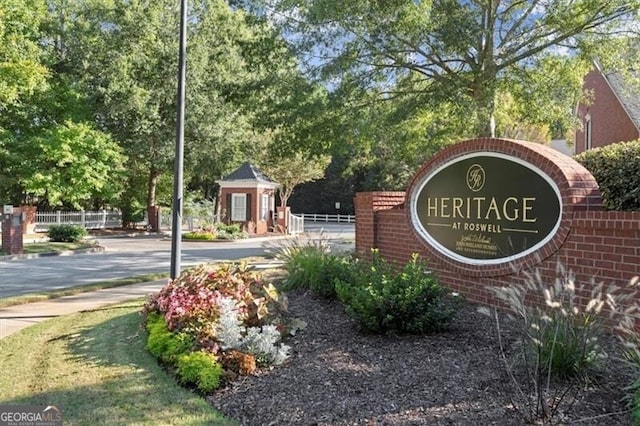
left=355, top=138, right=640, bottom=311
left=575, top=68, right=640, bottom=153
left=356, top=203, right=640, bottom=308
left=219, top=187, right=275, bottom=235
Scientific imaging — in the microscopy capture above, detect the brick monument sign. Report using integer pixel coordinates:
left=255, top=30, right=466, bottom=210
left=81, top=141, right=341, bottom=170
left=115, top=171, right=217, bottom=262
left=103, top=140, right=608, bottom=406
left=355, top=138, right=640, bottom=309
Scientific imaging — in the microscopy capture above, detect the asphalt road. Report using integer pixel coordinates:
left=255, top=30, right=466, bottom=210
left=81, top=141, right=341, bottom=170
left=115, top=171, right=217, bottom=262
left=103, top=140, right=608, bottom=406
left=0, top=223, right=354, bottom=298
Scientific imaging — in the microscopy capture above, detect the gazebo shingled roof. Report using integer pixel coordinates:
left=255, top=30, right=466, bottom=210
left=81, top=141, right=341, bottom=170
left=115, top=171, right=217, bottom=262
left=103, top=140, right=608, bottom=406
left=221, top=162, right=275, bottom=184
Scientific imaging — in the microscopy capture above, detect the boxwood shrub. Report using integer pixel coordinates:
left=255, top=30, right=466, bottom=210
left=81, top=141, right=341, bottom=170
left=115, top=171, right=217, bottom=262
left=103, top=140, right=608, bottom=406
left=47, top=224, right=87, bottom=242
left=335, top=252, right=464, bottom=334
left=574, top=139, right=640, bottom=210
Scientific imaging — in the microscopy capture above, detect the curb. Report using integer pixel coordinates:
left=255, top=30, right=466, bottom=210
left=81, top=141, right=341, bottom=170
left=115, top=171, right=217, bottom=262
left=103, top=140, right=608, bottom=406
left=0, top=246, right=106, bottom=261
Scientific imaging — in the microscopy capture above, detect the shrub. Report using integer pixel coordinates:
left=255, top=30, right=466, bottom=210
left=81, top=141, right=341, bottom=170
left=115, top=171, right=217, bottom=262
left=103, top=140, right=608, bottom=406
left=182, top=223, right=248, bottom=241
left=183, top=231, right=216, bottom=241
left=145, top=312, right=194, bottom=363
left=47, top=224, right=87, bottom=242
left=309, top=255, right=353, bottom=298
left=175, top=351, right=223, bottom=393
left=217, top=227, right=248, bottom=240
left=143, top=262, right=291, bottom=391
left=335, top=252, right=463, bottom=334
left=220, top=223, right=241, bottom=234
left=272, top=231, right=353, bottom=298
left=574, top=139, right=640, bottom=210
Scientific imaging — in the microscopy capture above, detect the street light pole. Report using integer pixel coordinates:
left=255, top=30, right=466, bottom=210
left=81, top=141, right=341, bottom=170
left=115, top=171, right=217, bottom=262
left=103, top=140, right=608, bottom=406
left=170, top=0, right=187, bottom=279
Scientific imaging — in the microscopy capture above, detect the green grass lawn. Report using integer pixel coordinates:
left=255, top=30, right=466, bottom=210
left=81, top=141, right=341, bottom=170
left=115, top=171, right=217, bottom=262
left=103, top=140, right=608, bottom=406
left=0, top=240, right=97, bottom=256
left=0, top=300, right=234, bottom=425
left=24, top=241, right=97, bottom=254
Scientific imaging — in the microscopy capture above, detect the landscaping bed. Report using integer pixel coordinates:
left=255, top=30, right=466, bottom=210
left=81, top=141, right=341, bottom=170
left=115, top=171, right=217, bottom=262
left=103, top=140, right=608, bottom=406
left=209, top=289, right=634, bottom=425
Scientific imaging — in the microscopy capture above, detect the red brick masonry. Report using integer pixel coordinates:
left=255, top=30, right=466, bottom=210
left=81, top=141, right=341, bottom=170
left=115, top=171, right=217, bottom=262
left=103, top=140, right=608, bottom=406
left=355, top=138, right=640, bottom=310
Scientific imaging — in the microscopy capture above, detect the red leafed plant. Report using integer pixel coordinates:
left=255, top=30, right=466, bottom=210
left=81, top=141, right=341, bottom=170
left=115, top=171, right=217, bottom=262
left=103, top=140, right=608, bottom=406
left=145, top=263, right=282, bottom=351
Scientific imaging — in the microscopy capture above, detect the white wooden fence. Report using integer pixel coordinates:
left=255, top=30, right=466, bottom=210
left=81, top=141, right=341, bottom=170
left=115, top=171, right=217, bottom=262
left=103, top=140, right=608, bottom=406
left=288, top=213, right=304, bottom=234
left=297, top=213, right=355, bottom=223
left=33, top=209, right=353, bottom=233
left=35, top=210, right=146, bottom=231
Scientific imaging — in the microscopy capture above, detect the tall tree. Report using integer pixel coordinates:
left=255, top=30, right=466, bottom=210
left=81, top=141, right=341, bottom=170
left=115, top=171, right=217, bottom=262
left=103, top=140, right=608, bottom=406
left=0, top=0, right=49, bottom=201
left=20, top=121, right=125, bottom=209
left=0, top=0, right=48, bottom=107
left=48, top=0, right=325, bottom=215
left=259, top=151, right=330, bottom=207
left=0, top=0, right=127, bottom=208
left=264, top=0, right=639, bottom=136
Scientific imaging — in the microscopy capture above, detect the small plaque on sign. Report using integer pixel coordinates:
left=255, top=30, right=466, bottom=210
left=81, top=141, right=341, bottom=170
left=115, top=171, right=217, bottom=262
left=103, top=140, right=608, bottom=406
left=2, top=205, right=13, bottom=215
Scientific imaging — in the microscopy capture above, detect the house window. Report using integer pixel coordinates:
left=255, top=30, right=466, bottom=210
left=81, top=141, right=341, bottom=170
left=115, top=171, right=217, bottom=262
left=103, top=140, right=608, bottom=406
left=260, top=193, right=270, bottom=221
left=231, top=193, right=247, bottom=221
left=584, top=113, right=592, bottom=150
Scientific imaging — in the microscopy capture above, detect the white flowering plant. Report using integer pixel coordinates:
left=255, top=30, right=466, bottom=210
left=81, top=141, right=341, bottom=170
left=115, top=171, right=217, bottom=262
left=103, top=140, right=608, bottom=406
left=216, top=296, right=290, bottom=366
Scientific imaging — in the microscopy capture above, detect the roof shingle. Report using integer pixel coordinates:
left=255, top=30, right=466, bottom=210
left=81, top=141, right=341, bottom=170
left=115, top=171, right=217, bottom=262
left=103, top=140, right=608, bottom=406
left=604, top=71, right=640, bottom=130
left=222, top=162, right=274, bottom=183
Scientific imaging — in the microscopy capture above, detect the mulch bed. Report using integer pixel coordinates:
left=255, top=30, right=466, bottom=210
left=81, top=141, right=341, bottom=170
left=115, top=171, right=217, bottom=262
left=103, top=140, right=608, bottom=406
left=209, top=289, right=634, bottom=425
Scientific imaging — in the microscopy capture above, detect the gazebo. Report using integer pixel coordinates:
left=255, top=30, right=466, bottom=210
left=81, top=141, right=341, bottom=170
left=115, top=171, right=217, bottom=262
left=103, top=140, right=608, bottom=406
left=217, top=162, right=278, bottom=235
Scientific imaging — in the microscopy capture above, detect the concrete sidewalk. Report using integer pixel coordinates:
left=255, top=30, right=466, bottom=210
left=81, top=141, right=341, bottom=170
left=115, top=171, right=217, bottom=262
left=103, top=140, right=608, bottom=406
left=0, top=279, right=167, bottom=339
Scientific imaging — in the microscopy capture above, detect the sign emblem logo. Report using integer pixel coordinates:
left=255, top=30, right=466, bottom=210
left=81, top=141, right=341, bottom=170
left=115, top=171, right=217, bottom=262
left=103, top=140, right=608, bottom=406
left=466, top=164, right=485, bottom=192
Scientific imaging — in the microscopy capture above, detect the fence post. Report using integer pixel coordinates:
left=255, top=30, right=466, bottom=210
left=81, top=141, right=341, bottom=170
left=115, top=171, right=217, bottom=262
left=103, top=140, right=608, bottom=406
left=102, top=210, right=107, bottom=229
left=56, top=211, right=61, bottom=224
left=81, top=211, right=86, bottom=228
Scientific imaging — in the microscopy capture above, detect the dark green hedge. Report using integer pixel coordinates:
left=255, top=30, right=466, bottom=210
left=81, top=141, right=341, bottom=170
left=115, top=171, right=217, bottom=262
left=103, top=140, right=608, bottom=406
left=47, top=224, right=87, bottom=242
left=574, top=140, right=640, bottom=211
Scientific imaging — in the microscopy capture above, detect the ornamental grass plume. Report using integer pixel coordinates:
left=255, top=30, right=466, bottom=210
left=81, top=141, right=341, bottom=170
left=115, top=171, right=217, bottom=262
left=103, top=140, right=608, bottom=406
left=480, top=263, right=638, bottom=423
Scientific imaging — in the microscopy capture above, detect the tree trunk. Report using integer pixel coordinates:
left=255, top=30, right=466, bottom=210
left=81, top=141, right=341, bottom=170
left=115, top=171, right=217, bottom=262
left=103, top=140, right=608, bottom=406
left=470, top=83, right=493, bottom=137
left=279, top=187, right=293, bottom=208
left=474, top=5, right=497, bottom=138
left=147, top=167, right=159, bottom=210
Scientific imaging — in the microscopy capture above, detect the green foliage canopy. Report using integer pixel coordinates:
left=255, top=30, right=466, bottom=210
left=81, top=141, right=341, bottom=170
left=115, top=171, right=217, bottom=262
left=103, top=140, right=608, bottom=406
left=21, top=121, right=126, bottom=209
left=0, top=0, right=48, bottom=107
left=265, top=0, right=639, bottom=137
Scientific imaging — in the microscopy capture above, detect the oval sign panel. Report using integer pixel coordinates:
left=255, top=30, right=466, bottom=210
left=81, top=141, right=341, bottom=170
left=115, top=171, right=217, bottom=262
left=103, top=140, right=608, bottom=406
left=409, top=152, right=562, bottom=265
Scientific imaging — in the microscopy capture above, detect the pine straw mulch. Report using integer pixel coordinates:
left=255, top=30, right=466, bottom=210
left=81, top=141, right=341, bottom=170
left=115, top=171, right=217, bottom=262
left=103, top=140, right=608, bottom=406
left=208, top=289, right=635, bottom=425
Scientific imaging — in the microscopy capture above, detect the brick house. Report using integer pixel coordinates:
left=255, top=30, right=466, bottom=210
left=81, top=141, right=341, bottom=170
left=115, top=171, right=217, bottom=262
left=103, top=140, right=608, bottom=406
left=217, top=162, right=277, bottom=235
left=575, top=63, right=640, bottom=154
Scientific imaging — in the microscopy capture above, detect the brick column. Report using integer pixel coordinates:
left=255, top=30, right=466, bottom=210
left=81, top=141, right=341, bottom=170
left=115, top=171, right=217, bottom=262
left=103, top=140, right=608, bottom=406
left=354, top=193, right=374, bottom=259
left=354, top=192, right=406, bottom=260
left=2, top=211, right=23, bottom=255
left=276, top=206, right=290, bottom=233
